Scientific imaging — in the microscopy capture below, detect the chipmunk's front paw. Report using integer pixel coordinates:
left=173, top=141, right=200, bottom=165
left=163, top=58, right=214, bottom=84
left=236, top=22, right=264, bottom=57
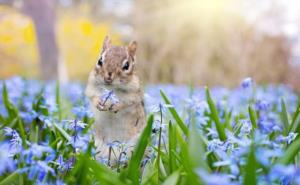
left=96, top=100, right=110, bottom=111
left=108, top=103, right=123, bottom=113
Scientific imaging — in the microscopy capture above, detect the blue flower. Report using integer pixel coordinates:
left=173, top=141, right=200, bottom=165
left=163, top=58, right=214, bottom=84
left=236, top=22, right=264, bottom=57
left=256, top=147, right=283, bottom=166
left=258, top=116, right=280, bottom=133
left=67, top=134, right=90, bottom=151
left=63, top=83, right=85, bottom=104
left=255, top=100, right=270, bottom=111
left=241, top=77, right=253, bottom=89
left=152, top=119, right=167, bottom=133
left=72, top=106, right=93, bottom=119
left=56, top=155, right=73, bottom=172
left=20, top=110, right=38, bottom=124
left=35, top=179, right=66, bottom=185
left=3, top=127, right=22, bottom=154
left=0, top=143, right=16, bottom=175
left=22, top=143, right=55, bottom=164
left=269, top=164, right=296, bottom=184
left=149, top=102, right=173, bottom=114
left=67, top=119, right=87, bottom=131
left=22, top=160, right=55, bottom=182
left=239, top=119, right=252, bottom=137
left=100, top=89, right=119, bottom=105
left=276, top=132, right=298, bottom=144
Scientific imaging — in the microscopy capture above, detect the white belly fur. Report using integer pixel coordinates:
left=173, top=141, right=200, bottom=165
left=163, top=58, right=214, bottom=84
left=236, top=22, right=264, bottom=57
left=91, top=103, right=146, bottom=158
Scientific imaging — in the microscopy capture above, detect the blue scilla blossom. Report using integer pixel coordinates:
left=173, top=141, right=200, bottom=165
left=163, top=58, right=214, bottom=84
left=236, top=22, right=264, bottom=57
left=197, top=116, right=210, bottom=127
left=213, top=159, right=240, bottom=177
left=149, top=102, right=173, bottom=114
left=37, top=115, right=54, bottom=129
left=226, top=131, right=250, bottom=147
left=238, top=119, right=252, bottom=137
left=241, top=77, right=253, bottom=89
left=206, top=128, right=219, bottom=139
left=72, top=106, right=93, bottom=119
left=66, top=119, right=90, bottom=151
left=269, top=164, right=297, bottom=184
left=68, top=134, right=90, bottom=151
left=20, top=110, right=38, bottom=124
left=207, top=139, right=234, bottom=162
left=3, top=127, right=22, bottom=154
left=258, top=116, right=280, bottom=134
left=255, top=100, right=270, bottom=111
left=5, top=76, right=25, bottom=105
left=35, top=179, right=66, bottom=185
left=98, top=157, right=109, bottom=165
left=152, top=119, right=167, bottom=133
left=22, top=143, right=55, bottom=164
left=207, top=139, right=226, bottom=152
left=185, top=96, right=209, bottom=113
left=21, top=160, right=55, bottom=182
left=0, top=143, right=16, bottom=175
left=67, top=119, right=87, bottom=131
left=56, top=155, right=65, bottom=172
left=62, top=83, right=84, bottom=104
left=56, top=155, right=73, bottom=172
left=276, top=132, right=298, bottom=144
left=256, top=147, right=283, bottom=166
left=100, top=89, right=119, bottom=105
left=106, top=141, right=133, bottom=157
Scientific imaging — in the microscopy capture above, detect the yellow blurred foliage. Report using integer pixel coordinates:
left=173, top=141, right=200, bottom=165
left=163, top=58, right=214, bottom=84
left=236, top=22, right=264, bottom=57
left=0, top=5, right=121, bottom=80
left=57, top=15, right=121, bottom=80
left=0, top=6, right=38, bottom=77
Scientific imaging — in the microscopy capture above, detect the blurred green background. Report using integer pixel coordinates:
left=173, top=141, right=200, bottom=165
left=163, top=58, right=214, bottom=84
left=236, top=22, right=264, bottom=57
left=0, top=0, right=300, bottom=89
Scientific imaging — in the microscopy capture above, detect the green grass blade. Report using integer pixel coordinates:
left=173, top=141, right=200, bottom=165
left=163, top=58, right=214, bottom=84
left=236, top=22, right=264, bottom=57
left=126, top=114, right=154, bottom=185
left=168, top=121, right=177, bottom=173
left=160, top=90, right=188, bottom=135
left=248, top=106, right=257, bottom=129
left=0, top=114, right=5, bottom=125
left=53, top=123, right=71, bottom=141
left=88, top=157, right=126, bottom=185
left=0, top=171, right=20, bottom=185
left=173, top=122, right=204, bottom=185
left=278, top=137, right=300, bottom=165
left=280, top=98, right=289, bottom=135
left=70, top=153, right=126, bottom=185
left=1, top=83, right=26, bottom=144
left=17, top=119, right=26, bottom=146
left=141, top=161, right=158, bottom=185
left=205, top=87, right=226, bottom=141
left=161, top=171, right=180, bottom=185
left=55, top=81, right=62, bottom=121
left=188, top=122, right=210, bottom=171
left=243, top=143, right=257, bottom=185
left=2, top=82, right=19, bottom=122
left=289, top=100, right=300, bottom=133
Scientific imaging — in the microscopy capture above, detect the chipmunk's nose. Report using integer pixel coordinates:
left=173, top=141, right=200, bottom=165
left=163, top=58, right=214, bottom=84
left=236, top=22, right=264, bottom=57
left=104, top=72, right=113, bottom=84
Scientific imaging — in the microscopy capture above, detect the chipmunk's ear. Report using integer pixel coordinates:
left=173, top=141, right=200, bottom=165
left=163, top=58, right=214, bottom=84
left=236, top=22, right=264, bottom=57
left=128, top=41, right=137, bottom=57
left=102, top=36, right=111, bottom=51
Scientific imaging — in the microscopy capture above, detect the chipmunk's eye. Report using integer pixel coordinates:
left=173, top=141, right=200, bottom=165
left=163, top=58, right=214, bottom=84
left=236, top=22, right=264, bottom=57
left=122, top=61, right=130, bottom=71
left=97, top=57, right=103, bottom=67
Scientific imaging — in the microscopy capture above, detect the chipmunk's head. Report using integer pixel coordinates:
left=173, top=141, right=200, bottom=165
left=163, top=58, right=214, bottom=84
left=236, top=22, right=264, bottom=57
left=95, top=36, right=137, bottom=86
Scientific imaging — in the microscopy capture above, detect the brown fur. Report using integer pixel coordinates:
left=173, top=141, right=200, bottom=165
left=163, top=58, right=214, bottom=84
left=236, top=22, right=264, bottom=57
left=85, top=36, right=146, bottom=162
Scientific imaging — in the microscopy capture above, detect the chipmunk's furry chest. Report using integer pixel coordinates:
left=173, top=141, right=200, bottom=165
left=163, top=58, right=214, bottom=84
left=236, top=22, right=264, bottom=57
left=92, top=101, right=145, bottom=142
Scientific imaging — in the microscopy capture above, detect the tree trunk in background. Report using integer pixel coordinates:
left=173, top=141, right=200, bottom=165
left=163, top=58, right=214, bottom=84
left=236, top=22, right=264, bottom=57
left=23, top=0, right=58, bottom=80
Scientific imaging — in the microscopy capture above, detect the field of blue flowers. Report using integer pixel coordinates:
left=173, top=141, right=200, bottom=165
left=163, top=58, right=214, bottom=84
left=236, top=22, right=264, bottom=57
left=1, top=76, right=300, bottom=185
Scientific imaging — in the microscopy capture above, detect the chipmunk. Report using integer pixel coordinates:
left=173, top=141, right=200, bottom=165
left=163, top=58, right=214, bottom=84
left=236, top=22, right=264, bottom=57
left=85, top=36, right=146, bottom=162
